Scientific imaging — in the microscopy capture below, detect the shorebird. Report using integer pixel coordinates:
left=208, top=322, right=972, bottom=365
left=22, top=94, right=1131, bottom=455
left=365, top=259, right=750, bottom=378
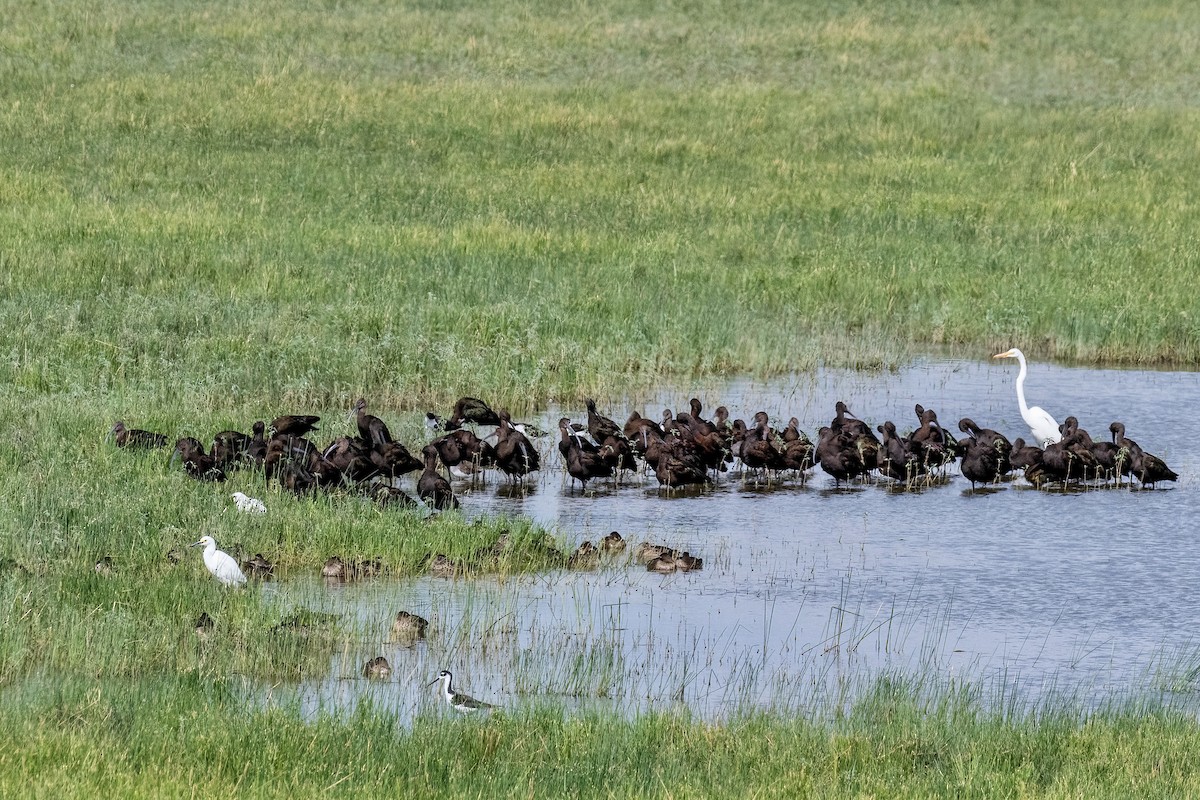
left=430, top=670, right=495, bottom=713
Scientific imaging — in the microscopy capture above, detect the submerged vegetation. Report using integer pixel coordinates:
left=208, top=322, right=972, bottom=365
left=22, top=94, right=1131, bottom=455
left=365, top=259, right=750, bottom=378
left=2, top=0, right=1200, bottom=793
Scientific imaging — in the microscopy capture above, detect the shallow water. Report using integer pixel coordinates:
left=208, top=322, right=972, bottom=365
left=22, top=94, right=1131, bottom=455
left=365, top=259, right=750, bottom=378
left=256, top=357, right=1199, bottom=722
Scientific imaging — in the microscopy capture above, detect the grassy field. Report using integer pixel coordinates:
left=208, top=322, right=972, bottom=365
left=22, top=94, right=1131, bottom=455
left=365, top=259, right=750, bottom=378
left=4, top=0, right=1200, bottom=414
left=3, top=0, right=1200, bottom=794
left=5, top=676, right=1200, bottom=798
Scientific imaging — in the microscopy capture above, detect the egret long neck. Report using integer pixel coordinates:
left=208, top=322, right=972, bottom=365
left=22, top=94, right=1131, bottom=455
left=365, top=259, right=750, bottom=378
left=1013, top=354, right=1032, bottom=418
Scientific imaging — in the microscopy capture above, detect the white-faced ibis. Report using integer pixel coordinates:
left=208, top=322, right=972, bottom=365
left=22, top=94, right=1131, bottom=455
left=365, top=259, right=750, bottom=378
left=958, top=418, right=1012, bottom=476
left=170, top=438, right=227, bottom=482
left=494, top=411, right=540, bottom=483
left=993, top=348, right=1061, bottom=447
left=585, top=398, right=625, bottom=444
left=1008, top=438, right=1043, bottom=472
left=419, top=445, right=460, bottom=510
left=654, top=446, right=711, bottom=489
left=877, top=421, right=924, bottom=484
left=445, top=397, right=500, bottom=430
left=958, top=435, right=1005, bottom=489
left=110, top=420, right=168, bottom=449
left=816, top=426, right=871, bottom=486
left=560, top=421, right=614, bottom=489
left=244, top=421, right=268, bottom=468
left=351, top=398, right=393, bottom=449
left=322, top=436, right=382, bottom=483
left=211, top=429, right=252, bottom=470
left=1110, top=421, right=1177, bottom=487
left=269, top=414, right=320, bottom=438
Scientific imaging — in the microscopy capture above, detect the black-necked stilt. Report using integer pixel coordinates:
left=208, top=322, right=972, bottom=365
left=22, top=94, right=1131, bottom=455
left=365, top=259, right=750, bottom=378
left=430, top=670, right=495, bottom=713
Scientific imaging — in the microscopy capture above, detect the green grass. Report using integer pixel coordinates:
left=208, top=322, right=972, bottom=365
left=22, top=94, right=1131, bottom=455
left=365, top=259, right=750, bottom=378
left=4, top=0, right=1200, bottom=415
left=3, top=0, right=1200, bottom=794
left=4, top=675, right=1200, bottom=798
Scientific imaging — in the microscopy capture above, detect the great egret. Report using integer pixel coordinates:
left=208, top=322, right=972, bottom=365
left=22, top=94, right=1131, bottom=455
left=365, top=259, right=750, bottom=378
left=429, top=670, right=495, bottom=713
left=992, top=348, right=1062, bottom=448
left=190, top=535, right=247, bottom=587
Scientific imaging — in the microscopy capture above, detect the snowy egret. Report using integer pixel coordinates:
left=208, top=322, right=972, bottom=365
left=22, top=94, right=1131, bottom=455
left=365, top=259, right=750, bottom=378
left=190, top=536, right=247, bottom=587
left=992, top=348, right=1062, bottom=448
left=429, top=670, right=494, bottom=713
left=231, top=492, right=267, bottom=514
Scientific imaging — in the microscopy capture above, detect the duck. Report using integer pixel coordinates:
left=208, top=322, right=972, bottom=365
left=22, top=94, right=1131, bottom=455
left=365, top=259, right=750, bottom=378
left=568, top=541, right=600, bottom=569
left=322, top=555, right=352, bottom=580
left=241, top=553, right=274, bottom=578
left=601, top=531, right=626, bottom=554
left=392, top=611, right=429, bottom=641
left=362, top=656, right=392, bottom=679
left=635, top=542, right=675, bottom=565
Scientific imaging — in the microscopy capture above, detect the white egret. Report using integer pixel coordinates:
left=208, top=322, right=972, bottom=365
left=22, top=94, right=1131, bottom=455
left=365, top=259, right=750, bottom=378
left=429, top=670, right=495, bottom=713
left=231, top=492, right=267, bottom=514
left=992, top=348, right=1062, bottom=448
left=190, top=535, right=247, bottom=587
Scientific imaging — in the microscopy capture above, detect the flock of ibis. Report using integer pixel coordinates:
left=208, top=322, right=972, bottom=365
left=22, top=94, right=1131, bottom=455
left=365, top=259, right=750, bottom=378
left=109, top=349, right=1177, bottom=523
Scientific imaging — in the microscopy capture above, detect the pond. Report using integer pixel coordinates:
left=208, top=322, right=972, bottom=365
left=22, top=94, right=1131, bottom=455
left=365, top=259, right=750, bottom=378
left=254, top=356, right=1198, bottom=722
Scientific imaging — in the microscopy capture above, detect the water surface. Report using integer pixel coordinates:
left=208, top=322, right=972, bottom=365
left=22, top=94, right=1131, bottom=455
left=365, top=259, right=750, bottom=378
left=257, top=357, right=1198, bottom=721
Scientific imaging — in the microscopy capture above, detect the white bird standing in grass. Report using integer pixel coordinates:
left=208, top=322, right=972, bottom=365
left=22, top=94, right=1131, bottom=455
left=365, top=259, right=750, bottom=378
left=993, top=348, right=1062, bottom=448
left=191, top=535, right=247, bottom=587
left=231, top=492, right=267, bottom=514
